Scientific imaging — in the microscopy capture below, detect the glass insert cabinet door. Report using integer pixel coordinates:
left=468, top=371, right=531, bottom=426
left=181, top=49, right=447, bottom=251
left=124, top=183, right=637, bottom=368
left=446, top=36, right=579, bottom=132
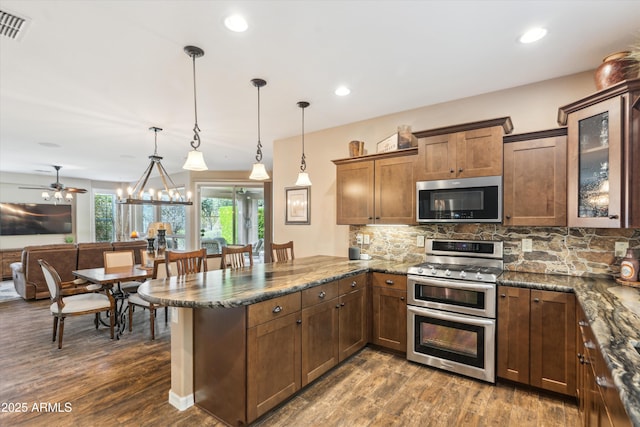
left=567, top=97, right=622, bottom=227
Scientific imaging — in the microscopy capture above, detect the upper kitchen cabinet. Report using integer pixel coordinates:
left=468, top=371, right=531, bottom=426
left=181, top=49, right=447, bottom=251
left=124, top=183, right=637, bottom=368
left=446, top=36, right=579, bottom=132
left=413, top=117, right=513, bottom=181
left=333, top=149, right=417, bottom=225
left=503, top=128, right=567, bottom=226
left=558, top=78, right=640, bottom=228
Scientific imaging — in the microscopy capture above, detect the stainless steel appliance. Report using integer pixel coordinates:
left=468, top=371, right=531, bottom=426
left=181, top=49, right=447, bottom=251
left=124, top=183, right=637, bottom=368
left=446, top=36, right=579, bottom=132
left=407, top=239, right=503, bottom=383
left=416, top=176, right=502, bottom=223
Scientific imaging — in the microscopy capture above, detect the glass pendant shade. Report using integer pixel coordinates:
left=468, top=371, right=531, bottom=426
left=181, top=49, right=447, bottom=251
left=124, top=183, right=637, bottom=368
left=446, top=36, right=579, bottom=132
left=249, top=162, right=270, bottom=180
left=295, top=171, right=312, bottom=186
left=183, top=149, right=208, bottom=171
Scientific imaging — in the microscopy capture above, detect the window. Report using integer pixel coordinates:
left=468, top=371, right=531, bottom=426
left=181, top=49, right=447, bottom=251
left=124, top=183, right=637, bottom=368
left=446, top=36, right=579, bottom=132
left=94, top=193, right=116, bottom=242
left=199, top=185, right=264, bottom=261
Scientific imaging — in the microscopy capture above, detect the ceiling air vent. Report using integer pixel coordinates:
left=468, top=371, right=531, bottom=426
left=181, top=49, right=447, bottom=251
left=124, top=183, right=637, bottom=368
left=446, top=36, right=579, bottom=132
left=0, top=10, right=27, bottom=40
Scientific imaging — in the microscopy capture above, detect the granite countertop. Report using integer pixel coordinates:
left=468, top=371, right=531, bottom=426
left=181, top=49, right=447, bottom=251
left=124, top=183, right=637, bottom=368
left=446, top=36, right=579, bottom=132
left=499, top=271, right=640, bottom=426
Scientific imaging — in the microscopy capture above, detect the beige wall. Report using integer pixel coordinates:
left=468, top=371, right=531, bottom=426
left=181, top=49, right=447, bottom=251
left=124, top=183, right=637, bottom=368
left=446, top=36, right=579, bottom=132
left=272, top=71, right=597, bottom=258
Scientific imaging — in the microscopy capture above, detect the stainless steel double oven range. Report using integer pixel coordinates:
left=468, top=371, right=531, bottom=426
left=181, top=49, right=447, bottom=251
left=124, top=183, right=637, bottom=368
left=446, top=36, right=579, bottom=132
left=407, top=239, right=503, bottom=383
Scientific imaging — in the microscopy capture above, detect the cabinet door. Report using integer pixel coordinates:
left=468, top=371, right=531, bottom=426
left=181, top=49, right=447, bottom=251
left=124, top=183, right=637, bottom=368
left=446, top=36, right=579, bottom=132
left=497, top=286, right=530, bottom=383
left=374, top=155, right=416, bottom=224
left=301, top=298, right=339, bottom=387
left=567, top=97, right=622, bottom=227
left=530, top=290, right=576, bottom=396
left=247, top=312, right=301, bottom=423
left=336, top=160, right=374, bottom=224
left=338, top=287, right=367, bottom=361
left=503, top=136, right=567, bottom=226
left=457, top=126, right=503, bottom=178
left=414, top=133, right=457, bottom=181
left=371, top=286, right=407, bottom=352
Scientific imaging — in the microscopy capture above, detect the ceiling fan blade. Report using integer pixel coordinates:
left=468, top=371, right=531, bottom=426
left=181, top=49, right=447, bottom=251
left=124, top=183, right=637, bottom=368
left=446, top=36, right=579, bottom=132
left=18, top=186, right=51, bottom=191
left=65, top=187, right=87, bottom=194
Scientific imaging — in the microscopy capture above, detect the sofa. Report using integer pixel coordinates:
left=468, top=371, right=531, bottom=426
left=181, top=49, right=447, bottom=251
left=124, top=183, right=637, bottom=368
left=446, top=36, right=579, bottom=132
left=11, top=240, right=147, bottom=300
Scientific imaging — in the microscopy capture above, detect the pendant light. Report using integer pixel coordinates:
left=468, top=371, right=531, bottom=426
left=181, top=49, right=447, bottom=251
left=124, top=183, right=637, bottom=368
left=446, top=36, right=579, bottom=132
left=295, top=101, right=312, bottom=186
left=182, top=45, right=208, bottom=171
left=249, top=78, right=270, bottom=180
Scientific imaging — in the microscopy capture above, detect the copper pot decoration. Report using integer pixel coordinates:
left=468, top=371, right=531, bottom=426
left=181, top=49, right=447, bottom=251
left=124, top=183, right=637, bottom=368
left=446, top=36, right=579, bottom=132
left=594, top=51, right=640, bottom=91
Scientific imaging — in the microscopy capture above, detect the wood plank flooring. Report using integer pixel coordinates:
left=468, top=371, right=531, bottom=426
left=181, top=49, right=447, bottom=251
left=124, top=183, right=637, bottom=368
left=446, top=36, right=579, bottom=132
left=0, top=297, right=578, bottom=426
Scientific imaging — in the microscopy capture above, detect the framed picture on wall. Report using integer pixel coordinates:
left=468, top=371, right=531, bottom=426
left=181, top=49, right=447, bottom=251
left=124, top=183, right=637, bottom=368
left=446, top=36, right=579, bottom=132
left=285, top=187, right=310, bottom=225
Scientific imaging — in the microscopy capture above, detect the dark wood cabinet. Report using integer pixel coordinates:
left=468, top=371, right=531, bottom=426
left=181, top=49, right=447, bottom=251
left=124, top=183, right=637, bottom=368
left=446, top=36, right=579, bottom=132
left=301, top=282, right=339, bottom=387
left=333, top=149, right=417, bottom=225
left=558, top=78, right=640, bottom=228
left=371, top=273, right=407, bottom=352
left=338, top=274, right=368, bottom=361
left=413, top=117, right=512, bottom=181
left=497, top=286, right=576, bottom=396
left=577, top=305, right=632, bottom=427
left=503, top=128, right=567, bottom=226
left=1, top=249, right=21, bottom=280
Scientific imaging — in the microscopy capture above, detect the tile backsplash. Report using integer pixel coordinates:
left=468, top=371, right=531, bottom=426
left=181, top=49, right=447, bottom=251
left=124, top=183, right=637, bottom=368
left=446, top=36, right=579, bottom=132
left=350, top=224, right=640, bottom=278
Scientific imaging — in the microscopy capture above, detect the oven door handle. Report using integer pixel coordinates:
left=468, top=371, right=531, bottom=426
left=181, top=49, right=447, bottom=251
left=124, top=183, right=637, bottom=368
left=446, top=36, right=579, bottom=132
left=407, top=275, right=494, bottom=292
left=408, top=305, right=495, bottom=327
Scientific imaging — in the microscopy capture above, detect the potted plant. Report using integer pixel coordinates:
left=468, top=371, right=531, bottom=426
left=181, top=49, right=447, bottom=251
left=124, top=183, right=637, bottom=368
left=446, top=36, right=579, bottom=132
left=64, top=235, right=74, bottom=244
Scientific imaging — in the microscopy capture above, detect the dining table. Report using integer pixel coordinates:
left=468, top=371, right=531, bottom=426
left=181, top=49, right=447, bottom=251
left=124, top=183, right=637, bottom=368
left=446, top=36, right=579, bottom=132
left=72, top=265, right=152, bottom=338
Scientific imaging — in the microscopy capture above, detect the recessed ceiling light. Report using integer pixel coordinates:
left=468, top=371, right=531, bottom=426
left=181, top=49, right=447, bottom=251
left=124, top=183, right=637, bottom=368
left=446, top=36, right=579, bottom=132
left=38, top=142, right=60, bottom=148
left=519, top=27, right=547, bottom=44
left=335, top=86, right=351, bottom=96
left=224, top=14, right=248, bottom=32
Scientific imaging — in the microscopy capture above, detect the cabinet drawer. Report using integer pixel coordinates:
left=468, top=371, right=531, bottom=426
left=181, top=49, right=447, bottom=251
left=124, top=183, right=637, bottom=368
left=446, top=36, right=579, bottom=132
left=371, top=273, right=407, bottom=290
left=248, top=292, right=301, bottom=328
left=339, top=273, right=367, bottom=295
left=301, top=281, right=339, bottom=308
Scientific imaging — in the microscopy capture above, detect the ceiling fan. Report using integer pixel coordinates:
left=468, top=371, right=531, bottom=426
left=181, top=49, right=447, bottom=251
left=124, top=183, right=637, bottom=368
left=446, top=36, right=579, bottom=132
left=20, top=165, right=87, bottom=202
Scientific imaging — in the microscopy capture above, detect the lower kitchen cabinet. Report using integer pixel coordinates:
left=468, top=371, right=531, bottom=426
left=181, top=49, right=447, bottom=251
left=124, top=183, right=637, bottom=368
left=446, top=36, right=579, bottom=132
left=497, top=286, right=576, bottom=396
left=371, top=273, right=407, bottom=352
left=338, top=274, right=368, bottom=361
left=577, top=305, right=631, bottom=427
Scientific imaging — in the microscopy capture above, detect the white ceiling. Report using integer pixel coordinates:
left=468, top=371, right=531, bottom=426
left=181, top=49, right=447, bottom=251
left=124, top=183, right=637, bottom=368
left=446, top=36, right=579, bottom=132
left=1, top=0, right=639, bottom=183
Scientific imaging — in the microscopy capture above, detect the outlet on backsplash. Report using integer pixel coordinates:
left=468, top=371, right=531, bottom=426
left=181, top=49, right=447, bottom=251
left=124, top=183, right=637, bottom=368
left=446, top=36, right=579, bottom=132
left=615, top=241, right=629, bottom=257
left=363, top=234, right=370, bottom=245
left=356, top=234, right=363, bottom=244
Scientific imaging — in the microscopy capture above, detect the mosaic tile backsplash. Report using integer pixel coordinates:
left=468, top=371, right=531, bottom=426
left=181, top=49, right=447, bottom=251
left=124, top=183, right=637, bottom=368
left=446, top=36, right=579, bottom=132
left=349, top=224, right=640, bottom=278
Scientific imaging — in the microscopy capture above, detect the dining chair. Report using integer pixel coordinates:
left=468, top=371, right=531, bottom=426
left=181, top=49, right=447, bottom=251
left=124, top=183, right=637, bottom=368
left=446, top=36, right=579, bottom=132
left=39, top=259, right=115, bottom=349
left=271, top=241, right=295, bottom=262
left=220, top=244, right=253, bottom=269
left=104, top=250, right=140, bottom=292
left=128, top=249, right=207, bottom=340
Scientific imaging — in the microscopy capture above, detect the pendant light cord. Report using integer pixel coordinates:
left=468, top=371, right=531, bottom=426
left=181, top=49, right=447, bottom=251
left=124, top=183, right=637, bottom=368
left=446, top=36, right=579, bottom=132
left=190, top=53, right=201, bottom=150
left=255, top=84, right=263, bottom=162
left=300, top=106, right=306, bottom=172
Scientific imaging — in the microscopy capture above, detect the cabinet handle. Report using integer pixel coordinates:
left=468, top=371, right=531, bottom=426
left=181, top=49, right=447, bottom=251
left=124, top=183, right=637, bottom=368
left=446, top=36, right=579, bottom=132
left=500, top=294, right=506, bottom=298
left=375, top=217, right=380, bottom=220
left=272, top=305, right=283, bottom=313
left=318, top=291, right=326, bottom=299
left=351, top=281, right=357, bottom=287
left=368, top=217, right=373, bottom=220
left=609, top=215, right=619, bottom=220
left=533, top=298, right=540, bottom=303
left=340, top=302, right=345, bottom=307
left=296, top=319, right=302, bottom=324
left=336, top=304, right=341, bottom=309
left=458, top=168, right=463, bottom=173
left=505, top=215, right=511, bottom=220
left=400, top=296, right=405, bottom=301
left=449, top=169, right=455, bottom=173
left=385, top=279, right=394, bottom=285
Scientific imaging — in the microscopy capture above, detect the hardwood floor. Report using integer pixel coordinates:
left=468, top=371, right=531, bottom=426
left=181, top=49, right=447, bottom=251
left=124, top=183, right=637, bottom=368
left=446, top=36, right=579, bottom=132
left=0, top=298, right=578, bottom=426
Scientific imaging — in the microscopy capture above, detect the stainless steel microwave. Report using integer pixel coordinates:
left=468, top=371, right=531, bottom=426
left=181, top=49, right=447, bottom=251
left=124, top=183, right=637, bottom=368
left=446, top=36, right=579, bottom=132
left=416, top=176, right=502, bottom=223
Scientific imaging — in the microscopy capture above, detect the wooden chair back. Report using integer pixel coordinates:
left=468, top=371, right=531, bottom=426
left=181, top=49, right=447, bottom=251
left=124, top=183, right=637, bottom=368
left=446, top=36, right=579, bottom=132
left=272, top=241, right=294, bottom=262
left=220, top=244, right=253, bottom=269
left=104, top=250, right=134, bottom=271
left=165, top=249, right=208, bottom=277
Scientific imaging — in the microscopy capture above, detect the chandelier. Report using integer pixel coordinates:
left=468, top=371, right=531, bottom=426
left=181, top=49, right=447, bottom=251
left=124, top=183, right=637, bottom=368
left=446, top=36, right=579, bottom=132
left=116, top=127, right=193, bottom=206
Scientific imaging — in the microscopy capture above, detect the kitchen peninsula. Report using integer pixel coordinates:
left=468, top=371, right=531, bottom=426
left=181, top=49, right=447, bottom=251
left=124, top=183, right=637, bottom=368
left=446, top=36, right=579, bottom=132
left=136, top=256, right=410, bottom=425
